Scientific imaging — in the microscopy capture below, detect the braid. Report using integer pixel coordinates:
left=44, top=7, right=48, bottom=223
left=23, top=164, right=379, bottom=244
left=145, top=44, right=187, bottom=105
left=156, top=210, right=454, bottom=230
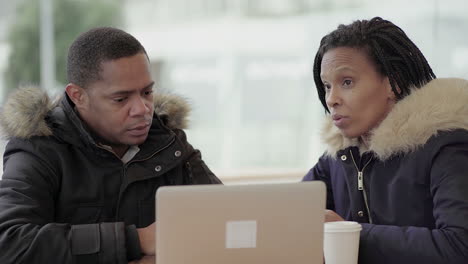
left=369, top=38, right=404, bottom=98
left=313, top=17, right=436, bottom=112
left=371, top=33, right=415, bottom=98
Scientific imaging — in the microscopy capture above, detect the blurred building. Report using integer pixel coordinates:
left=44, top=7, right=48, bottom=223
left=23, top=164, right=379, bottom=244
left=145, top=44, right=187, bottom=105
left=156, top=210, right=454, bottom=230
left=0, top=0, right=467, bottom=182
left=0, top=0, right=22, bottom=101
left=123, top=0, right=468, bottom=182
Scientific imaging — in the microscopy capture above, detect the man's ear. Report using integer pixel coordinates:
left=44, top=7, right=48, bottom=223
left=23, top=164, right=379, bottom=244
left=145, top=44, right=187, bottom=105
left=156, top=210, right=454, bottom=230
left=65, top=83, right=87, bottom=108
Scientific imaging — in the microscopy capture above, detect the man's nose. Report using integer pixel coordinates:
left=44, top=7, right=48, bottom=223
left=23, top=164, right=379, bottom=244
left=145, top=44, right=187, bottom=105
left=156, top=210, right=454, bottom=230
left=130, top=96, right=151, bottom=116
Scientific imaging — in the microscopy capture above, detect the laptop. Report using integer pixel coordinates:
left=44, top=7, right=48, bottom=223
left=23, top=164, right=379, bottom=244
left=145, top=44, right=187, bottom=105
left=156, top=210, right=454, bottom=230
left=156, top=181, right=325, bottom=264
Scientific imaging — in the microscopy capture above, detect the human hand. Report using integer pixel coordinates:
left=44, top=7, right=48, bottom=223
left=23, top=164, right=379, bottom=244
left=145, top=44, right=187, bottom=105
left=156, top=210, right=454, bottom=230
left=137, top=222, right=156, bottom=255
left=324, top=209, right=344, bottom=222
left=128, top=255, right=155, bottom=264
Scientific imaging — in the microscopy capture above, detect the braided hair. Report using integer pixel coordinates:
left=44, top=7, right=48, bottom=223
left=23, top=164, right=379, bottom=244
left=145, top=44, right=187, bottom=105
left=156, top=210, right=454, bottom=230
left=313, top=17, right=436, bottom=112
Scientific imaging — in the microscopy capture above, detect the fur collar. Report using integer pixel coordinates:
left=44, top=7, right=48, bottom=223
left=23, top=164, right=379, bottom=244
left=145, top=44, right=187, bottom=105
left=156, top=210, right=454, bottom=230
left=322, top=78, right=468, bottom=160
left=0, top=86, right=191, bottom=139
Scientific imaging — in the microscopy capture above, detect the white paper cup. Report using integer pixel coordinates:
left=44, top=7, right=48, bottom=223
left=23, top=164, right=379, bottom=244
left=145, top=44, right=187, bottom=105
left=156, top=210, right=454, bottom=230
left=323, top=221, right=362, bottom=264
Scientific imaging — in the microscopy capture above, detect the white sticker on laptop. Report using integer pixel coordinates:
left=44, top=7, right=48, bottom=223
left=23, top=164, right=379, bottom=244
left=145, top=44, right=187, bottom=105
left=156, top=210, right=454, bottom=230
left=225, top=220, right=257, bottom=249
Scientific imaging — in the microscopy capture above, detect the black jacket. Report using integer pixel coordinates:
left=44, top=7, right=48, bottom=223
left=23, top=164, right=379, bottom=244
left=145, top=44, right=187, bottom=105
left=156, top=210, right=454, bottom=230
left=0, top=87, right=221, bottom=264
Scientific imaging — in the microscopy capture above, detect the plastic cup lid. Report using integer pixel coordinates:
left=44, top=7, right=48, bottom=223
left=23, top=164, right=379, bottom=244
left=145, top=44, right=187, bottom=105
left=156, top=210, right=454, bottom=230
left=324, top=221, right=362, bottom=232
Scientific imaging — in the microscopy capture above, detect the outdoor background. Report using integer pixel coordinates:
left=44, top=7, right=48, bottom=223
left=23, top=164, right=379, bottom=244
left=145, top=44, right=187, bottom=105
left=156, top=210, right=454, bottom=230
left=0, top=0, right=467, bottom=183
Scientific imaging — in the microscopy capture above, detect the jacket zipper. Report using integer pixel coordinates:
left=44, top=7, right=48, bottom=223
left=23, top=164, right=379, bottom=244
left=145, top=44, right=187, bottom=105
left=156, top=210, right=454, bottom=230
left=349, top=150, right=374, bottom=224
left=114, top=135, right=176, bottom=220
left=185, top=162, right=194, bottom=184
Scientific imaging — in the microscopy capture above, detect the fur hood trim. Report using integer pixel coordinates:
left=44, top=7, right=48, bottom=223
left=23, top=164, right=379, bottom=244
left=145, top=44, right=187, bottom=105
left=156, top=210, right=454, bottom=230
left=322, top=78, right=468, bottom=160
left=0, top=86, right=191, bottom=139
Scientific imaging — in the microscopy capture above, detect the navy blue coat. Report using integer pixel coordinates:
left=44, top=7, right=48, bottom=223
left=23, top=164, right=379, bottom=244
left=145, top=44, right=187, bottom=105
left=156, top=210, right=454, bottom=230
left=304, top=78, right=468, bottom=264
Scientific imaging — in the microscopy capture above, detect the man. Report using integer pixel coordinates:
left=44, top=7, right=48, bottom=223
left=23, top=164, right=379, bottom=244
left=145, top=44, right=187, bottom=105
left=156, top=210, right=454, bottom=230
left=0, top=27, right=221, bottom=264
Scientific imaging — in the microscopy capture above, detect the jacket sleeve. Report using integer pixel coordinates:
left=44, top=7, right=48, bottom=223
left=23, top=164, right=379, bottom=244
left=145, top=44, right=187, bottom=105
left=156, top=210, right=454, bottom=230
left=176, top=129, right=222, bottom=185
left=358, top=144, right=468, bottom=264
left=302, top=153, right=335, bottom=210
left=185, top=148, right=222, bottom=184
left=0, top=147, right=130, bottom=264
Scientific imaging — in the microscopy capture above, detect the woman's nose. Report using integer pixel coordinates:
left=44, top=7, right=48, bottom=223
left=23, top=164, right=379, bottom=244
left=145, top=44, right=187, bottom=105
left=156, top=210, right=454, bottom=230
left=325, top=87, right=341, bottom=108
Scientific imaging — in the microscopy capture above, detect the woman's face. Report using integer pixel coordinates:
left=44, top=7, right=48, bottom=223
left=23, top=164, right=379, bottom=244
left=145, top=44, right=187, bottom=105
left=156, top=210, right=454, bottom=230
left=320, top=47, right=396, bottom=139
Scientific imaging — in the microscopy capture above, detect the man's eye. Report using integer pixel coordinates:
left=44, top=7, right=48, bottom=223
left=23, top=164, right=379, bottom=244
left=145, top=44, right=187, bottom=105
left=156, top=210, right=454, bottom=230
left=144, top=90, right=154, bottom=96
left=114, top=98, right=126, bottom=102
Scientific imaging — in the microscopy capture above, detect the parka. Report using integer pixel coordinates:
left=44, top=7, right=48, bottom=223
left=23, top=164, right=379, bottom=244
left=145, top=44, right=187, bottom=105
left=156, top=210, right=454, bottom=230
left=0, top=87, right=221, bottom=264
left=304, top=78, right=468, bottom=263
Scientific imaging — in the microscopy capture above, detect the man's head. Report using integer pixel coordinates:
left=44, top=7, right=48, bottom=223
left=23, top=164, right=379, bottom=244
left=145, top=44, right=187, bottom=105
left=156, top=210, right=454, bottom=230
left=65, top=27, right=154, bottom=156
left=67, top=27, right=148, bottom=87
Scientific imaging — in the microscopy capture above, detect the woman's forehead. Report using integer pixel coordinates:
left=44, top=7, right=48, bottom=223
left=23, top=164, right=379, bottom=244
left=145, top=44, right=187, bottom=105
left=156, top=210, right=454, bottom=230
left=320, top=47, right=374, bottom=78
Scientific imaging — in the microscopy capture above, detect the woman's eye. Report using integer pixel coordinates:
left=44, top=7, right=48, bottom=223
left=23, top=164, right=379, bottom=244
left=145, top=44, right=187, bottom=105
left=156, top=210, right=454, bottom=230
left=324, top=83, right=331, bottom=91
left=343, top=79, right=352, bottom=86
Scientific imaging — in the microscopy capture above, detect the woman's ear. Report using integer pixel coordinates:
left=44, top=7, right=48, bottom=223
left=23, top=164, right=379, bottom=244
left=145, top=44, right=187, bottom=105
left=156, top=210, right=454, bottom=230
left=384, top=77, right=400, bottom=100
left=65, top=83, right=87, bottom=108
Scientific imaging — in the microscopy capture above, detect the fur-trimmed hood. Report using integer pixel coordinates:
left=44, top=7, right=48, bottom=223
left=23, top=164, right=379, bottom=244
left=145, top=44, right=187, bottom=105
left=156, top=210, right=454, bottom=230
left=322, top=78, right=468, bottom=160
left=0, top=86, right=191, bottom=139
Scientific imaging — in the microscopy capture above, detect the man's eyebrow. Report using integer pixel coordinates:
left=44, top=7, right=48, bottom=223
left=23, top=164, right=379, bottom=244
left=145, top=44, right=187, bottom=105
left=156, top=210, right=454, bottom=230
left=109, top=82, right=155, bottom=96
left=109, top=90, right=131, bottom=96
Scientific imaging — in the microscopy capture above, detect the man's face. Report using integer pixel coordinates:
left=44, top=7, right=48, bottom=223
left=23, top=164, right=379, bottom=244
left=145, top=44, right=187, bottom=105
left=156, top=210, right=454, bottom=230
left=78, top=53, right=154, bottom=150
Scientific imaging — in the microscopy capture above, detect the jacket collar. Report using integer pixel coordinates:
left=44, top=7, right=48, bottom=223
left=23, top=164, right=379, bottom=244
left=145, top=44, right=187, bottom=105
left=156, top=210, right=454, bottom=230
left=0, top=87, right=191, bottom=140
left=322, top=78, right=468, bottom=160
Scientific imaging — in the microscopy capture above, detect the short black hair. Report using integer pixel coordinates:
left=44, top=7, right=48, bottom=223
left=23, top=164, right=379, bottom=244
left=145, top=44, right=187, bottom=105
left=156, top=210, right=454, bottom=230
left=67, top=27, right=147, bottom=88
left=313, top=17, right=436, bottom=112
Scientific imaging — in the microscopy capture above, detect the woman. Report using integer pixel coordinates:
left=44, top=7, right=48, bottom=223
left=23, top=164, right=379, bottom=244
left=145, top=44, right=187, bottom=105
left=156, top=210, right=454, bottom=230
left=304, top=17, right=468, bottom=263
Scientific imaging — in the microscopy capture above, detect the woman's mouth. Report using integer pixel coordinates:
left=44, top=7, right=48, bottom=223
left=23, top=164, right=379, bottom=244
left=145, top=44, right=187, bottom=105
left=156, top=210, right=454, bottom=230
left=332, top=114, right=347, bottom=128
